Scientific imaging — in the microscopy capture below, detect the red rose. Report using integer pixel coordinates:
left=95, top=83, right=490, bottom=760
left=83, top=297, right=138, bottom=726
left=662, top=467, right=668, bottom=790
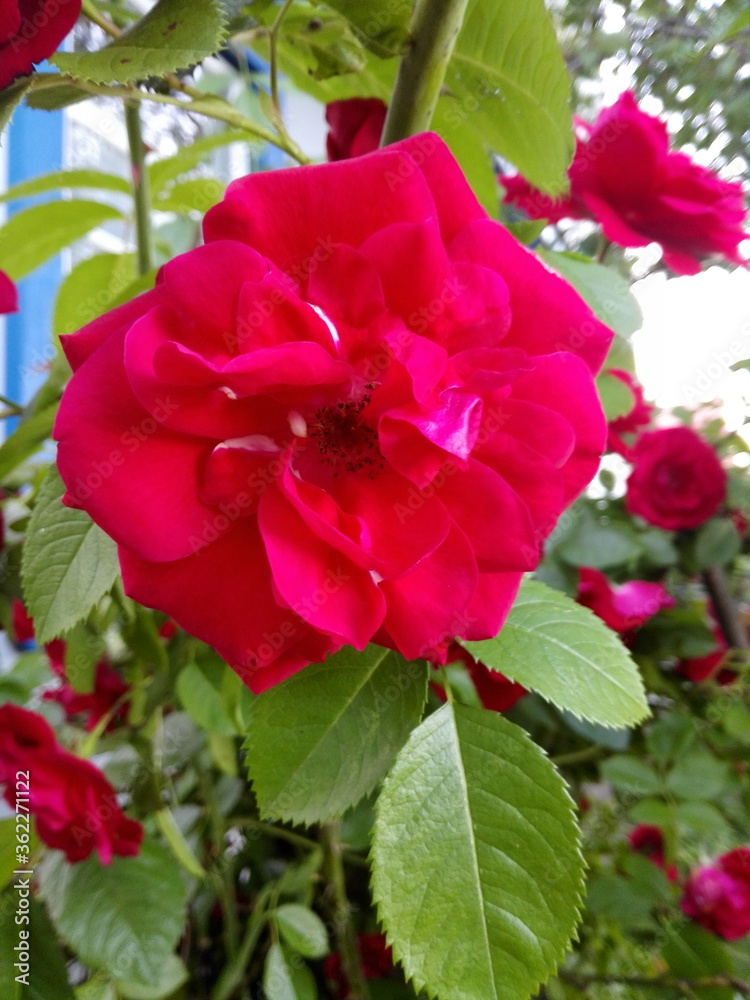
left=606, top=369, right=652, bottom=459
left=625, top=426, right=726, bottom=531
left=0, top=703, right=143, bottom=863
left=629, top=824, right=677, bottom=881
left=326, top=98, right=387, bottom=161
left=55, top=133, right=613, bottom=692
left=0, top=0, right=82, bottom=90
left=43, top=656, right=130, bottom=732
left=432, top=641, right=526, bottom=712
left=324, top=933, right=393, bottom=996
left=500, top=91, right=747, bottom=275
left=577, top=567, right=673, bottom=638
left=681, top=848, right=750, bottom=940
left=0, top=269, right=17, bottom=313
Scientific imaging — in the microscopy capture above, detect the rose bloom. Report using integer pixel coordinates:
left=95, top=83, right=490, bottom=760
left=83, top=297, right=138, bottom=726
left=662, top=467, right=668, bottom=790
left=326, top=98, right=387, bottom=161
left=629, top=824, right=677, bottom=881
left=576, top=567, right=673, bottom=640
left=0, top=0, right=82, bottom=90
left=499, top=91, right=747, bottom=275
left=0, top=269, right=17, bottom=313
left=625, top=426, right=726, bottom=531
left=681, top=848, right=750, bottom=940
left=43, top=654, right=130, bottom=732
left=55, top=134, right=613, bottom=692
left=606, top=369, right=652, bottom=459
left=0, top=703, right=143, bottom=863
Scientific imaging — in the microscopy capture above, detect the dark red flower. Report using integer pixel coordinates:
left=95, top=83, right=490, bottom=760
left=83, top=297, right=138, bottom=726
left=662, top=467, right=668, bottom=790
left=43, top=658, right=130, bottom=732
left=55, top=133, right=613, bottom=692
left=0, top=269, right=17, bottom=313
left=0, top=0, right=82, bottom=90
left=11, top=598, right=35, bottom=645
left=0, top=702, right=143, bottom=863
left=326, top=99, right=387, bottom=161
left=324, top=933, right=393, bottom=996
left=625, top=426, right=726, bottom=531
left=606, top=369, right=652, bottom=459
left=629, top=824, right=677, bottom=881
left=577, top=567, right=673, bottom=639
left=681, top=848, right=750, bottom=940
left=499, top=91, right=747, bottom=275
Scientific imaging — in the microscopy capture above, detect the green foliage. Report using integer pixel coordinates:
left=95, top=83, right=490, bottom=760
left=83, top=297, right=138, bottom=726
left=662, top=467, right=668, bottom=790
left=21, top=468, right=120, bottom=643
left=263, top=942, right=316, bottom=1000
left=245, top=645, right=428, bottom=825
left=597, top=370, right=636, bottom=421
left=693, top=519, right=742, bottom=569
left=54, top=254, right=138, bottom=337
left=54, top=0, right=227, bottom=85
left=538, top=250, right=643, bottom=337
left=464, top=579, right=649, bottom=728
left=0, top=78, right=31, bottom=142
left=0, top=201, right=123, bottom=281
left=0, top=404, right=58, bottom=481
left=147, top=130, right=251, bottom=195
left=321, top=0, right=411, bottom=58
left=274, top=904, right=329, bottom=958
left=40, top=842, right=188, bottom=986
left=372, top=704, right=585, bottom=1000
left=0, top=170, right=130, bottom=203
left=663, top=923, right=735, bottom=1000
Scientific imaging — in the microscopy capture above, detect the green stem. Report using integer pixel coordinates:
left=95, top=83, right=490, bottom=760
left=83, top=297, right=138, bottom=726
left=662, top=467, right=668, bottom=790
left=81, top=0, right=119, bottom=36
left=211, top=885, right=273, bottom=1000
left=702, top=566, right=749, bottom=650
left=550, top=745, right=606, bottom=768
left=321, top=821, right=370, bottom=1000
left=269, top=0, right=295, bottom=126
left=380, top=0, right=470, bottom=145
left=235, top=817, right=319, bottom=852
left=560, top=971, right=750, bottom=995
left=124, top=101, right=153, bottom=276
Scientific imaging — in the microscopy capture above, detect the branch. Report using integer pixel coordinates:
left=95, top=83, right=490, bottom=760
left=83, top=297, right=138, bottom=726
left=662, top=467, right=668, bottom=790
left=321, top=821, right=371, bottom=1000
left=381, top=0, right=470, bottom=145
left=702, top=565, right=750, bottom=650
left=124, top=101, right=154, bottom=276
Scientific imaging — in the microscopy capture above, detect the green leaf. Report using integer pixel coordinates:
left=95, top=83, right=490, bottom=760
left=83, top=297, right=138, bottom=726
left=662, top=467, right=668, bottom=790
left=693, top=518, right=742, bottom=569
left=372, top=704, right=584, bottom=1000
left=153, top=177, right=225, bottom=214
left=176, top=660, right=237, bottom=736
left=263, top=942, right=316, bottom=1000
left=463, top=580, right=649, bottom=729
left=21, top=467, right=120, bottom=643
left=597, top=370, right=636, bottom=421
left=556, top=507, right=643, bottom=570
left=446, top=0, right=574, bottom=194
left=1, top=170, right=130, bottom=203
left=148, top=129, right=250, bottom=195
left=40, top=841, right=188, bottom=987
left=663, top=923, right=734, bottom=1000
left=0, top=77, right=32, bottom=142
left=274, top=904, right=328, bottom=959
left=62, top=622, right=106, bottom=694
left=25, top=82, right=89, bottom=112
left=538, top=250, right=643, bottom=337
left=244, top=645, right=428, bottom=825
left=585, top=874, right=655, bottom=929
left=320, top=0, right=411, bottom=57
left=666, top=752, right=731, bottom=801
left=600, top=755, right=661, bottom=796
left=54, top=0, right=227, bottom=84
left=54, top=254, right=137, bottom=337
left=116, top=955, right=189, bottom=1000
left=0, top=818, right=37, bottom=889
left=0, top=405, right=57, bottom=481
left=0, top=201, right=123, bottom=281
left=9, top=896, right=76, bottom=1000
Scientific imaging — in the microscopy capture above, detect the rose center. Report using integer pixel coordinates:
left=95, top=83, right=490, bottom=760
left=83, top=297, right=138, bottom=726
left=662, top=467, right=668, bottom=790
left=308, top=396, right=384, bottom=478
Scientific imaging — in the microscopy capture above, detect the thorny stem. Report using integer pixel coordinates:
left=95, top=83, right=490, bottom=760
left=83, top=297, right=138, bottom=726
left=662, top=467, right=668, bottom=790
left=321, top=820, right=371, bottom=1000
left=124, top=101, right=154, bottom=276
left=381, top=0, right=471, bottom=145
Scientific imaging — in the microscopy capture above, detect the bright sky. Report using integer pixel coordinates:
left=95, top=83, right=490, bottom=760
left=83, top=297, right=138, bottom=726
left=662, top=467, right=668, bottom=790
left=631, top=265, right=750, bottom=435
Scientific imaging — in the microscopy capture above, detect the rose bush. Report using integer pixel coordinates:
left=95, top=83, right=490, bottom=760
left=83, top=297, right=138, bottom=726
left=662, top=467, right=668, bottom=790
left=55, top=134, right=613, bottom=691
left=629, top=824, right=677, bottom=880
left=625, top=425, right=726, bottom=530
left=681, top=848, right=750, bottom=940
left=326, top=98, right=387, bottom=161
left=0, top=0, right=82, bottom=90
left=0, top=703, right=143, bottom=863
left=499, top=91, right=747, bottom=274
